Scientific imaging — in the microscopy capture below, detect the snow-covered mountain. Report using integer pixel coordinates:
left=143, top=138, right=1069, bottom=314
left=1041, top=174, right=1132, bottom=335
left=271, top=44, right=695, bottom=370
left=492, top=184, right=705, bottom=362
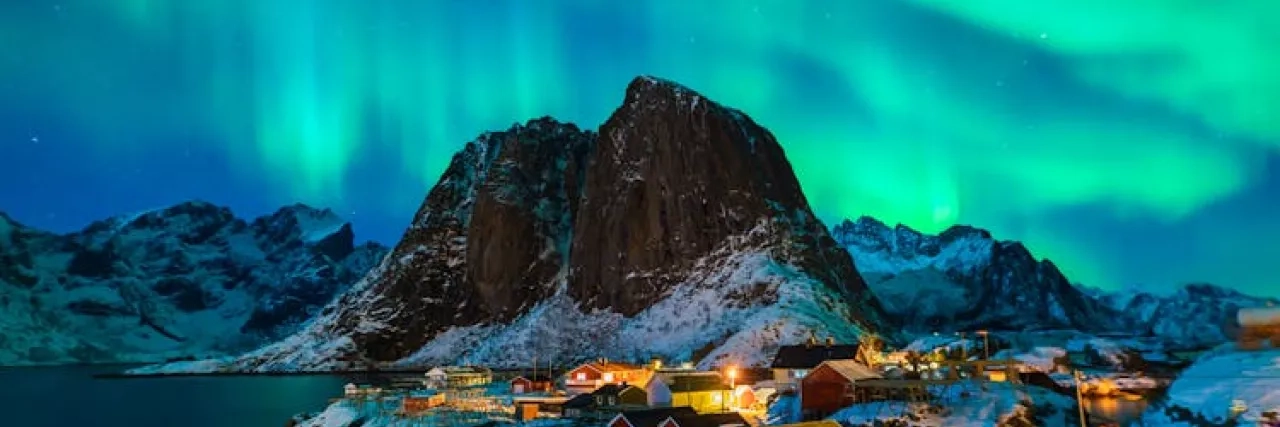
left=1097, top=283, right=1278, bottom=349
left=0, top=202, right=386, bottom=365
left=169, top=76, right=890, bottom=373
left=832, top=216, right=1122, bottom=333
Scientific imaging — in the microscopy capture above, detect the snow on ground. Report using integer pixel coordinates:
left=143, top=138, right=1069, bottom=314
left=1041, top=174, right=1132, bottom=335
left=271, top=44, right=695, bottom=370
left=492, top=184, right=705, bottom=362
left=1139, top=346, right=1280, bottom=426
left=828, top=382, right=1074, bottom=427
left=905, top=335, right=977, bottom=354
left=294, top=399, right=583, bottom=427
left=295, top=403, right=361, bottom=427
left=767, top=394, right=800, bottom=425
left=991, top=347, right=1066, bottom=372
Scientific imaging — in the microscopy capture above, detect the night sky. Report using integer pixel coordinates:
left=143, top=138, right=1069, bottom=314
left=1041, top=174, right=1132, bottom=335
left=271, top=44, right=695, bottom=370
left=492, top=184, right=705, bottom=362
left=1, top=1, right=1276, bottom=295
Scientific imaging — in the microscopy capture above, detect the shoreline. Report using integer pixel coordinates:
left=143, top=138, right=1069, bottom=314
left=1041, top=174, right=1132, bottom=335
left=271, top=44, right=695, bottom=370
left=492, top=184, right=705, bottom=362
left=96, top=367, right=572, bottom=380
left=93, top=369, right=436, bottom=379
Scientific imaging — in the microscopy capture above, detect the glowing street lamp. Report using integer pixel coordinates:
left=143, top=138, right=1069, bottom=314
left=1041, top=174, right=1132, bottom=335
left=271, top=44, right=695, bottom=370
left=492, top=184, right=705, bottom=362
left=724, top=365, right=739, bottom=411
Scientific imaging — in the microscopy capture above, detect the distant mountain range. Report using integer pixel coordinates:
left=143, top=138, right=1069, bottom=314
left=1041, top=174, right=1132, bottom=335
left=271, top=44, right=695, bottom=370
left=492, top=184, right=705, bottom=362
left=834, top=216, right=1277, bottom=350
left=7, top=76, right=1271, bottom=369
left=0, top=203, right=385, bottom=365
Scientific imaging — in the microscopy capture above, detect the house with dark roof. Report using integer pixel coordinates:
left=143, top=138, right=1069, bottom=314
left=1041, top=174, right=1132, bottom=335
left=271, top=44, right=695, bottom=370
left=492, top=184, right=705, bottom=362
left=561, top=383, right=648, bottom=419
left=608, top=407, right=698, bottom=427
left=658, top=412, right=750, bottom=427
left=644, top=371, right=733, bottom=413
left=770, top=339, right=860, bottom=390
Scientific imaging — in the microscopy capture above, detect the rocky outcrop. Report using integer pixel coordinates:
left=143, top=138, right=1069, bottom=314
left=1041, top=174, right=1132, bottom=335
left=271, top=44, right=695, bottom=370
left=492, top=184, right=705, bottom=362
left=241, top=119, right=597, bottom=362
left=214, top=76, right=889, bottom=372
left=0, top=202, right=386, bottom=365
left=569, top=77, right=875, bottom=320
left=833, top=216, right=1121, bottom=333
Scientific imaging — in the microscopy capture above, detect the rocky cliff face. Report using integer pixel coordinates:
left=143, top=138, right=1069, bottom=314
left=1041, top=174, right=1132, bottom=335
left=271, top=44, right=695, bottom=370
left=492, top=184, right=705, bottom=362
left=570, top=77, right=875, bottom=321
left=0, top=202, right=385, bottom=365
left=230, top=119, right=598, bottom=364
left=832, top=216, right=1121, bottom=333
left=211, top=77, right=888, bottom=372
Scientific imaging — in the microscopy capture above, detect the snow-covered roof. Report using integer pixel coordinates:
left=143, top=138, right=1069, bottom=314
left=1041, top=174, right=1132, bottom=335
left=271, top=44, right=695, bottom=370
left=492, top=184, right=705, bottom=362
left=812, top=359, right=881, bottom=382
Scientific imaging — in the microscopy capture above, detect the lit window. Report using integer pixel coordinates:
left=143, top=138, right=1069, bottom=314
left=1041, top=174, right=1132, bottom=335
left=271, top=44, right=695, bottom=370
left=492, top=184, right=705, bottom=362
left=576, top=373, right=587, bottom=381
left=712, top=393, right=723, bottom=403
left=603, top=373, right=615, bottom=382
left=792, top=370, right=808, bottom=378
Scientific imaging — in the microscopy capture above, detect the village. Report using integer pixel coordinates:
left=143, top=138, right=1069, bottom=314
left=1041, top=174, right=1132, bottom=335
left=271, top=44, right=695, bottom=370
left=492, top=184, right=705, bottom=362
left=322, top=328, right=1201, bottom=427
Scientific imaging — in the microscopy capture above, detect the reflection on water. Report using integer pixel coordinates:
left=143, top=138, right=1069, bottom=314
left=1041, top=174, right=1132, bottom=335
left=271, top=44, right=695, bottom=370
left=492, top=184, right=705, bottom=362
left=0, top=364, right=347, bottom=427
left=1084, top=396, right=1150, bottom=425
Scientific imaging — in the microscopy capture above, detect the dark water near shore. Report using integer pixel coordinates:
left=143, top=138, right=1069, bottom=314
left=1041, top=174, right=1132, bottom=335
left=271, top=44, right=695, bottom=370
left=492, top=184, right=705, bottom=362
left=0, top=365, right=347, bottom=427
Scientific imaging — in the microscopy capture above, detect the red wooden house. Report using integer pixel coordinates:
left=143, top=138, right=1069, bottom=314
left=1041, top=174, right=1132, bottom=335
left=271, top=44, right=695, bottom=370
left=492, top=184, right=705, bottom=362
left=511, top=375, right=555, bottom=394
left=799, top=359, right=881, bottom=419
left=400, top=393, right=445, bottom=415
left=566, top=360, right=650, bottom=391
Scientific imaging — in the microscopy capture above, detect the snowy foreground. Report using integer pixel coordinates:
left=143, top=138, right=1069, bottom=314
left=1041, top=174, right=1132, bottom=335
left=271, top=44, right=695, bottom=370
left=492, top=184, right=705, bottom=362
left=1139, top=346, right=1280, bottom=426
left=829, top=382, right=1076, bottom=427
left=296, top=382, right=1074, bottom=427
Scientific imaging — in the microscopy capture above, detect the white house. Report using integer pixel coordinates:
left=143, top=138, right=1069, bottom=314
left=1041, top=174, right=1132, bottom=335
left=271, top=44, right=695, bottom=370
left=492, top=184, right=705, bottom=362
left=424, top=366, right=493, bottom=389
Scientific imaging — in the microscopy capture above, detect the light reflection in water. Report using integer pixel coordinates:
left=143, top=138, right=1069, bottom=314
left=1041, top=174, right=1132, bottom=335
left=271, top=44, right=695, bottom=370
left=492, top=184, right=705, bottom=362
left=1083, top=397, right=1150, bottom=425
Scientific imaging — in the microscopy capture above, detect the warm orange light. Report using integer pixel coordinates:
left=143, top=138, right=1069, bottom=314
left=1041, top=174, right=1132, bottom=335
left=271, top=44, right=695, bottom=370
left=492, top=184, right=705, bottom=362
left=726, top=366, right=738, bottom=379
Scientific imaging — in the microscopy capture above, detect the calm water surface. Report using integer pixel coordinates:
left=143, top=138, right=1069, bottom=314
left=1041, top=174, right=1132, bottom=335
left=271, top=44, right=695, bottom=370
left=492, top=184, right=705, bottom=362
left=0, top=365, right=346, bottom=427
left=1083, top=396, right=1152, bottom=426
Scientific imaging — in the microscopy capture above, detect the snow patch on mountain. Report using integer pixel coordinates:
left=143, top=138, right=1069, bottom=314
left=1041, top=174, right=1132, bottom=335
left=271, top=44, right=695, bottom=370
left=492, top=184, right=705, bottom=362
left=136, top=220, right=875, bottom=373
left=832, top=216, right=993, bottom=274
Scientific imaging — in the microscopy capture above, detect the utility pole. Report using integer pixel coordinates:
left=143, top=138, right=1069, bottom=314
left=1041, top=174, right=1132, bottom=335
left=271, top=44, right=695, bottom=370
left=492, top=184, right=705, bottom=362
left=976, top=330, right=990, bottom=360
left=1073, top=370, right=1087, bottom=427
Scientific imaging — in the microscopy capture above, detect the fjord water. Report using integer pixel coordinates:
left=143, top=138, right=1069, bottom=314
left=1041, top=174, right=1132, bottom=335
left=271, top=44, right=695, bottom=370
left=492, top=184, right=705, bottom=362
left=0, top=365, right=345, bottom=427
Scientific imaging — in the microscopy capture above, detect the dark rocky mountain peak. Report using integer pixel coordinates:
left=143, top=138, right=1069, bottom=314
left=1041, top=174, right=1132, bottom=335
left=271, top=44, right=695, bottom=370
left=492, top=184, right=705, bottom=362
left=225, top=76, right=889, bottom=371
left=272, top=118, right=597, bottom=362
left=570, top=76, right=879, bottom=323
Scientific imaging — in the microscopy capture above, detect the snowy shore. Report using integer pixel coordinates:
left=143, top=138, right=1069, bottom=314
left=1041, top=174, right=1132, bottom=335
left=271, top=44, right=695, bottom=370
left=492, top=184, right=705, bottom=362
left=1140, top=346, right=1280, bottom=426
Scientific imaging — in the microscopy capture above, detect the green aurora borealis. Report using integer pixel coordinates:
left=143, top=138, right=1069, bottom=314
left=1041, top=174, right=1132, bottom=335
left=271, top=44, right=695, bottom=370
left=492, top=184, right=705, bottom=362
left=1, top=0, right=1277, bottom=294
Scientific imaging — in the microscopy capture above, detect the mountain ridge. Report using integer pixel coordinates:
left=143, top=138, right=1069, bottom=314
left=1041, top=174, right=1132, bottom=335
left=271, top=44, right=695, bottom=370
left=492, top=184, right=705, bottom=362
left=0, top=201, right=386, bottom=365
left=833, top=215, right=1125, bottom=333
left=172, top=75, right=890, bottom=372
left=834, top=215, right=1275, bottom=350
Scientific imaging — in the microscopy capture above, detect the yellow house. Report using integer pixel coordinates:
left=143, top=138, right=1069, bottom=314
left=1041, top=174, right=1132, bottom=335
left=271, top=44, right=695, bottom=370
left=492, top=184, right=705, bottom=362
left=644, top=372, right=734, bottom=413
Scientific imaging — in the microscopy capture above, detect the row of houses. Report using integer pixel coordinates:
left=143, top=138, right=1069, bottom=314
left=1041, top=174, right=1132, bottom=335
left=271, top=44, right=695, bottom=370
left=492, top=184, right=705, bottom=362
left=768, top=336, right=1033, bottom=420
left=509, top=360, right=761, bottom=422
